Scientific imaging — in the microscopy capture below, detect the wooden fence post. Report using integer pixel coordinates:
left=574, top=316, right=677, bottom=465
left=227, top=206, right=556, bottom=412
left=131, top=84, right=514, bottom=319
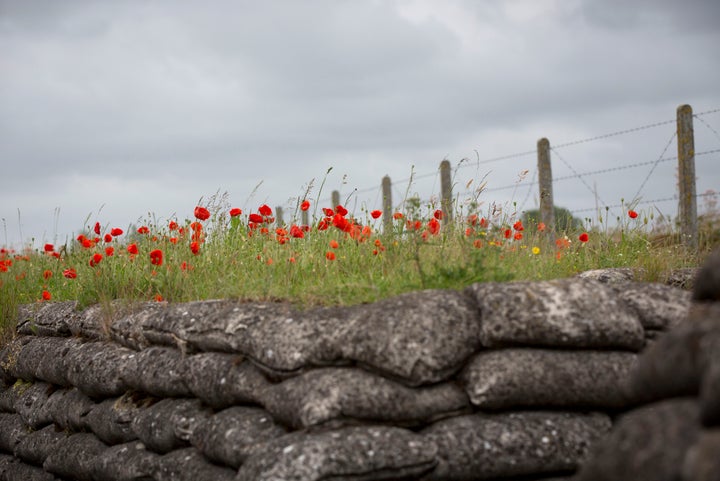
left=275, top=206, right=284, bottom=226
left=677, top=104, right=698, bottom=251
left=332, top=190, right=340, bottom=209
left=382, top=175, right=392, bottom=233
left=301, top=210, right=309, bottom=227
left=440, top=160, right=453, bottom=222
left=537, top=138, right=555, bottom=233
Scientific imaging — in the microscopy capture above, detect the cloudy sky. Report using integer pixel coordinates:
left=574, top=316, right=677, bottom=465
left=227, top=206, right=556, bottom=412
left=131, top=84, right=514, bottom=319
left=1, top=0, right=719, bottom=247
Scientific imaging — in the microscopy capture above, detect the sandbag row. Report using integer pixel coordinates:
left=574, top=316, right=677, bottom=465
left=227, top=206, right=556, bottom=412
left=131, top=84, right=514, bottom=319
left=0, top=275, right=693, bottom=480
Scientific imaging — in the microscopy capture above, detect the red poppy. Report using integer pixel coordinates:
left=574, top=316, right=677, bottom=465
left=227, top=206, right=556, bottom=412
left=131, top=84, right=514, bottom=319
left=190, top=241, right=200, bottom=255
left=180, top=261, right=188, bottom=271
left=513, top=220, right=524, bottom=231
left=43, top=243, right=54, bottom=252
left=290, top=225, right=304, bottom=239
left=537, top=222, right=546, bottom=232
left=317, top=219, right=329, bottom=231
left=194, top=206, right=211, bottom=221
left=514, top=232, right=523, bottom=240
left=370, top=210, right=382, bottom=219
left=81, top=238, right=94, bottom=249
left=258, top=204, right=272, bottom=216
left=579, top=232, right=589, bottom=243
left=169, top=220, right=178, bottom=230
left=43, top=269, right=52, bottom=280
left=105, top=247, right=114, bottom=256
left=473, top=239, right=483, bottom=248
left=104, top=234, right=113, bottom=243
left=329, top=239, right=339, bottom=249
left=110, top=228, right=123, bottom=236
left=479, top=217, right=488, bottom=228
left=154, top=294, right=164, bottom=302
left=42, top=290, right=51, bottom=301
left=322, top=208, right=334, bottom=217
left=94, top=222, right=101, bottom=235
left=89, top=253, right=103, bottom=267
left=465, top=228, right=474, bottom=237
left=335, top=205, right=348, bottom=216
left=628, top=210, right=638, bottom=219
left=332, top=214, right=350, bottom=231
left=393, top=212, right=404, bottom=220
left=63, top=268, right=77, bottom=279
left=190, top=222, right=203, bottom=232
left=127, top=243, right=139, bottom=255
left=300, top=200, right=310, bottom=211
left=504, top=229, right=512, bottom=239
left=169, top=237, right=178, bottom=244
left=249, top=213, right=263, bottom=223
left=325, top=251, right=336, bottom=261
left=137, top=226, right=150, bottom=234
left=229, top=208, right=242, bottom=217
left=433, top=209, right=443, bottom=220
left=149, top=249, right=163, bottom=266
left=428, top=218, right=440, bottom=235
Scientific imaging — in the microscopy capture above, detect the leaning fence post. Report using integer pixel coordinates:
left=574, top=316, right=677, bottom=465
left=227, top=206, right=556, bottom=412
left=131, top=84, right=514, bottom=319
left=382, top=175, right=392, bottom=233
left=275, top=206, right=284, bottom=226
left=677, top=104, right=698, bottom=251
left=537, top=138, right=555, bottom=233
left=440, top=160, right=453, bottom=222
left=332, top=190, right=340, bottom=209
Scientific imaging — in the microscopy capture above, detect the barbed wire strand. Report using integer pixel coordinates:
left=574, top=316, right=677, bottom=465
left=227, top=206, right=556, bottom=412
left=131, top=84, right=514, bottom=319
left=550, top=146, right=616, bottom=217
left=571, top=191, right=717, bottom=214
left=632, top=131, right=678, bottom=202
left=695, top=114, right=720, bottom=145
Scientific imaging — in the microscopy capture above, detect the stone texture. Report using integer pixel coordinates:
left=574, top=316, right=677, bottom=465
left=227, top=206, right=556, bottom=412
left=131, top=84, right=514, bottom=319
left=131, top=398, right=211, bottom=454
left=42, top=432, right=108, bottom=481
left=184, top=352, right=267, bottom=408
left=236, top=425, right=438, bottom=481
left=43, top=388, right=94, bottom=431
left=122, top=346, right=192, bottom=397
left=0, top=413, right=30, bottom=453
left=12, top=336, right=79, bottom=386
left=107, top=302, right=160, bottom=350
left=190, top=406, right=287, bottom=469
left=467, top=279, right=645, bottom=350
left=153, top=447, right=236, bottom=481
left=461, top=349, right=637, bottom=409
left=90, top=441, right=160, bottom=481
left=421, top=411, right=611, bottom=480
left=575, top=398, right=700, bottom=481
left=612, top=281, right=691, bottom=331
left=16, top=301, right=78, bottom=337
left=86, top=393, right=151, bottom=445
left=13, top=424, right=69, bottom=467
left=261, top=367, right=470, bottom=429
left=682, top=430, right=720, bottom=481
left=0, top=453, right=56, bottom=481
left=14, top=381, right=54, bottom=429
left=0, top=336, right=31, bottom=382
left=666, top=267, right=699, bottom=290
left=63, top=340, right=135, bottom=399
left=576, top=267, right=638, bottom=284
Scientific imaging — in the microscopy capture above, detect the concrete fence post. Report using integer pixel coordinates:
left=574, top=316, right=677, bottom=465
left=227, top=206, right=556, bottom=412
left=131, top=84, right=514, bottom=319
left=440, top=160, right=453, bottom=222
left=382, top=175, right=392, bottom=233
left=537, top=138, right=555, bottom=233
left=301, top=210, right=309, bottom=227
left=275, top=206, right=284, bottom=227
left=332, top=190, right=340, bottom=209
left=677, top=104, right=698, bottom=251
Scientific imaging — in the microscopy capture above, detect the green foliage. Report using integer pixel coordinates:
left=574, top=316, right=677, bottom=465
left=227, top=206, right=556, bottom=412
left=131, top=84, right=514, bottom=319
left=522, top=206, right=583, bottom=232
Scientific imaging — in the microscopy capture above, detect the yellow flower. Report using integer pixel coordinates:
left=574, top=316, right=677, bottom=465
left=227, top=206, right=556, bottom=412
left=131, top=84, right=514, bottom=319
left=532, top=246, right=540, bottom=255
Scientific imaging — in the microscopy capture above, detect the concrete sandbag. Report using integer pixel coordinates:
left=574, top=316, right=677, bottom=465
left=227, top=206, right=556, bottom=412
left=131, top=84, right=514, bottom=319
left=90, top=441, right=160, bottom=481
left=122, top=346, right=192, bottom=397
left=184, top=352, right=267, bottom=408
left=13, top=424, right=68, bottom=468
left=43, top=432, right=108, bottom=481
left=131, top=398, right=211, bottom=454
left=64, top=341, right=135, bottom=399
left=153, top=447, right=236, bottom=481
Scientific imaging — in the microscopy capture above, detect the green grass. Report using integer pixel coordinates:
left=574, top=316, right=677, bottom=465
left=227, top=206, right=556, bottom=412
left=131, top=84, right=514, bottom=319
left=1, top=196, right=717, bottom=346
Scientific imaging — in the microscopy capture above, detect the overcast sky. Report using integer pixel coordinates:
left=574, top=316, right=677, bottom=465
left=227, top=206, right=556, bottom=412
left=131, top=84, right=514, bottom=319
left=1, top=0, right=719, bottom=248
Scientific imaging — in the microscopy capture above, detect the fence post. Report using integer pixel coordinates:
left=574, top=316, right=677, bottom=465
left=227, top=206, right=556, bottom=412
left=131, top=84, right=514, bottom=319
left=440, top=160, right=453, bottom=222
left=332, top=190, right=340, bottom=209
left=537, top=138, right=555, bottom=233
left=275, top=206, right=284, bottom=227
left=382, top=175, right=392, bottom=233
left=677, top=104, right=698, bottom=251
left=301, top=209, right=309, bottom=227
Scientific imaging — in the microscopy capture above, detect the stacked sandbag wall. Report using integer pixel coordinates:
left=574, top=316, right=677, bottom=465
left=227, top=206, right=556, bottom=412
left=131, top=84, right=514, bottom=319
left=0, top=274, right=691, bottom=481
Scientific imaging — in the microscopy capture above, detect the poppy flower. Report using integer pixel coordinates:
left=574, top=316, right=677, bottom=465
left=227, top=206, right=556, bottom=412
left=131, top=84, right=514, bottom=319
left=194, top=206, right=211, bottom=221
left=335, top=205, right=348, bottom=216
left=504, top=229, right=512, bottom=239
left=127, top=243, right=139, bottom=255
left=514, top=232, right=523, bottom=240
left=393, top=212, right=404, bottom=220
left=578, top=232, right=589, bottom=243
left=169, top=220, right=179, bottom=230
left=249, top=213, right=263, bottom=224
left=89, top=253, right=103, bottom=267
left=43, top=269, right=52, bottom=280
left=300, top=200, right=310, bottom=211
left=513, top=220, right=524, bottom=231
left=370, top=210, right=382, bottom=219
left=473, top=239, right=483, bottom=248
left=190, top=222, right=203, bottom=232
left=329, top=239, right=339, bottom=249
left=63, top=268, right=77, bottom=279
left=190, top=241, right=200, bottom=255
left=317, top=219, right=329, bottom=231
left=180, top=261, right=188, bottom=271
left=104, top=234, right=113, bottom=243
left=110, top=228, right=123, bottom=236
left=105, top=247, right=114, bottom=257
left=428, top=218, right=440, bottom=235
left=479, top=217, right=488, bottom=228
left=149, top=249, right=163, bottom=266
left=42, top=290, right=51, bottom=301
left=258, top=204, right=272, bottom=216
left=537, top=222, right=546, bottom=232
left=154, top=294, right=164, bottom=302
left=137, top=226, right=150, bottom=234
left=322, top=208, right=334, bottom=217
left=290, top=225, right=304, bottom=239
left=81, top=238, right=94, bottom=249
left=325, top=251, right=336, bottom=261
left=94, top=222, right=101, bottom=235
left=433, top=209, right=443, bottom=220
left=229, top=208, right=242, bottom=217
left=628, top=210, right=638, bottom=219
left=43, top=244, right=54, bottom=252
left=169, top=237, right=178, bottom=244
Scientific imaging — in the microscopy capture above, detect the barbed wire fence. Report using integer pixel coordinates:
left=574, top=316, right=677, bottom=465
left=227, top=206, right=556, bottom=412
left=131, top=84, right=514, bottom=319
left=293, top=105, right=719, bottom=250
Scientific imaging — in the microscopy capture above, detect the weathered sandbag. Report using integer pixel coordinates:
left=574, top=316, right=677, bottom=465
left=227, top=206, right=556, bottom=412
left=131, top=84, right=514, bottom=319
left=0, top=336, right=31, bottom=382
left=42, top=388, right=94, bottom=431
left=190, top=406, right=287, bottom=469
left=261, top=367, right=470, bottom=429
left=421, top=411, right=611, bottom=480
left=0, top=453, right=56, bottom=481
left=184, top=352, right=267, bottom=408
left=108, top=301, right=161, bottom=350
left=152, top=447, right=236, bottom=481
left=700, top=354, right=720, bottom=426
left=64, top=340, right=135, bottom=399
left=236, top=426, right=438, bottom=481
left=575, top=398, right=700, bottom=481
left=461, top=348, right=636, bottom=409
left=693, top=249, right=720, bottom=302
left=12, top=336, right=79, bottom=386
left=14, top=381, right=54, bottom=429
left=131, top=398, right=211, bottom=454
left=122, top=346, right=192, bottom=397
left=42, top=432, right=108, bottom=481
left=0, top=413, right=30, bottom=453
left=0, top=381, right=20, bottom=412
left=140, top=290, right=481, bottom=386
left=682, top=430, right=720, bottom=481
left=90, top=441, right=160, bottom=481
left=86, top=393, right=152, bottom=445
left=612, top=282, right=691, bottom=331
left=466, top=278, right=645, bottom=350
left=576, top=267, right=638, bottom=284
left=13, top=424, right=69, bottom=467
left=16, top=301, right=78, bottom=337
left=631, top=317, right=720, bottom=403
